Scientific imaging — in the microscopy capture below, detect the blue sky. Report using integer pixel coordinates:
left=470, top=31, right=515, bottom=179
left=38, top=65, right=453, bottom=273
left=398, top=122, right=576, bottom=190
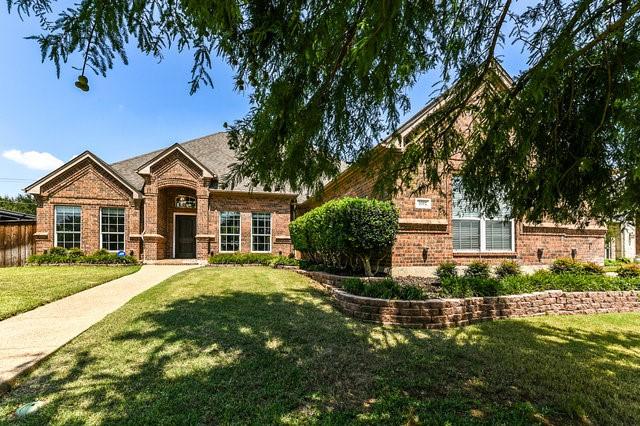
left=0, top=9, right=527, bottom=196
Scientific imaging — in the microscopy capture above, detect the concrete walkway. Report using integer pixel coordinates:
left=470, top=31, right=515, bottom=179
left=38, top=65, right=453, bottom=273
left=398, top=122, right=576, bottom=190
left=0, top=264, right=198, bottom=392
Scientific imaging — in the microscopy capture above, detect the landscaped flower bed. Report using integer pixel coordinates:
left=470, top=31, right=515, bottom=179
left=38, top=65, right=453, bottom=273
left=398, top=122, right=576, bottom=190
left=27, top=247, right=138, bottom=265
left=298, top=257, right=640, bottom=328
left=300, top=270, right=640, bottom=328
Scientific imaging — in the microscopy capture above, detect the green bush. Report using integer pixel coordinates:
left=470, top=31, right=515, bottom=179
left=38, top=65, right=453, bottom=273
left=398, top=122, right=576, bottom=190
left=67, top=247, right=85, bottom=258
left=28, top=247, right=137, bottom=265
left=441, top=270, right=640, bottom=297
left=210, top=253, right=273, bottom=265
left=500, top=270, right=640, bottom=292
left=494, top=260, right=521, bottom=279
left=289, top=197, right=399, bottom=276
left=342, top=277, right=424, bottom=300
left=549, top=257, right=582, bottom=274
left=441, top=277, right=501, bottom=297
left=464, top=260, right=491, bottom=279
left=342, top=277, right=365, bottom=294
left=48, top=246, right=67, bottom=256
left=208, top=253, right=299, bottom=267
left=435, top=260, right=457, bottom=280
left=617, top=263, right=640, bottom=278
left=581, top=262, right=604, bottom=275
left=268, top=256, right=299, bottom=267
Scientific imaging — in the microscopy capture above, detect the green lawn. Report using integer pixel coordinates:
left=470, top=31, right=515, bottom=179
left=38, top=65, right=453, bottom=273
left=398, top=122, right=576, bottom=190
left=1, top=267, right=639, bottom=425
left=0, top=266, right=141, bottom=320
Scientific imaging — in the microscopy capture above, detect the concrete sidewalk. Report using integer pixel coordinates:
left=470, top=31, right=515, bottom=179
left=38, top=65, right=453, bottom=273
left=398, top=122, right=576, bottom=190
left=0, top=264, right=198, bottom=392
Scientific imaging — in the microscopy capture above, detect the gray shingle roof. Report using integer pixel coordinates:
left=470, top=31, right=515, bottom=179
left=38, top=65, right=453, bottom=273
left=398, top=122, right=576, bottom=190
left=110, top=132, right=257, bottom=192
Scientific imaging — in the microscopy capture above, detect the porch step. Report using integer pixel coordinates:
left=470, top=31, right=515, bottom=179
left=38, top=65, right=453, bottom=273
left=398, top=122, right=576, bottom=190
left=144, top=259, right=206, bottom=265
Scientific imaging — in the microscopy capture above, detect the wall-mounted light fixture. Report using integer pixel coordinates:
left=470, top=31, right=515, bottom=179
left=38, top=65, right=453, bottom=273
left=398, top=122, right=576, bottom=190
left=537, top=248, right=544, bottom=262
left=422, top=247, right=429, bottom=262
left=571, top=248, right=577, bottom=260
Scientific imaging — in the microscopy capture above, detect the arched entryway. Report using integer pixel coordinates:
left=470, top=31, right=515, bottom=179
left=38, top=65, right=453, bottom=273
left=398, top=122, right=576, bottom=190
left=158, top=186, right=197, bottom=259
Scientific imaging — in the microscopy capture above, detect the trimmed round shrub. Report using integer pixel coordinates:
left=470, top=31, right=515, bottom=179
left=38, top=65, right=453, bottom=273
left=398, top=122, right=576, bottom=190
left=289, top=197, right=399, bottom=276
left=617, top=263, right=640, bottom=278
left=464, top=260, right=490, bottom=279
left=581, top=262, right=604, bottom=275
left=67, top=247, right=85, bottom=259
left=494, top=260, right=521, bottom=279
left=550, top=257, right=582, bottom=274
left=436, top=260, right=457, bottom=280
left=48, top=246, right=68, bottom=256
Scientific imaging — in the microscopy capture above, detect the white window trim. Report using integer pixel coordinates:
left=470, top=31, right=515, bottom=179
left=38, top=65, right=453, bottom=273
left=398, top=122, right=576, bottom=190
left=453, top=217, right=515, bottom=253
left=172, top=212, right=197, bottom=258
left=251, top=212, right=272, bottom=253
left=219, top=211, right=241, bottom=253
left=54, top=205, right=81, bottom=249
left=99, top=207, right=126, bottom=253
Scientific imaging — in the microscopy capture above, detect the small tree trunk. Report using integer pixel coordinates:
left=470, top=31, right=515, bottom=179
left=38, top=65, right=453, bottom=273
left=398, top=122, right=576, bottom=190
left=361, top=255, right=373, bottom=277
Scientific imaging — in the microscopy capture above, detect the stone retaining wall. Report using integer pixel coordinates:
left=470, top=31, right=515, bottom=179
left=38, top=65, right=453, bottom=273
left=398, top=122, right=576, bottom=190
left=298, top=270, right=640, bottom=328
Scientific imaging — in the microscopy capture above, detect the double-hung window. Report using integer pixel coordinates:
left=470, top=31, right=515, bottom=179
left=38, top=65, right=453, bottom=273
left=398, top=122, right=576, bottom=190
left=101, top=208, right=125, bottom=251
left=55, top=206, right=81, bottom=249
left=251, top=212, right=271, bottom=252
left=452, top=179, right=513, bottom=252
left=220, top=211, right=241, bottom=252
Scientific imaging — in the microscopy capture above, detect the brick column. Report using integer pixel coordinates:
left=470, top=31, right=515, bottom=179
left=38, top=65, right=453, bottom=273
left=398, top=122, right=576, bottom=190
left=195, top=184, right=211, bottom=260
left=142, top=183, right=161, bottom=261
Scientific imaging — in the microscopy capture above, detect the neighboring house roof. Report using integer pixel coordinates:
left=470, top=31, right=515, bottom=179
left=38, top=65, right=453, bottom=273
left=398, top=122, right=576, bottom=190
left=0, top=209, right=35, bottom=223
left=25, top=151, right=144, bottom=199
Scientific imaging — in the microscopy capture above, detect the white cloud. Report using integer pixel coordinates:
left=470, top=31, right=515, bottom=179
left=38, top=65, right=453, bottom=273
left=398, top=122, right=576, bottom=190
left=2, top=149, right=64, bottom=171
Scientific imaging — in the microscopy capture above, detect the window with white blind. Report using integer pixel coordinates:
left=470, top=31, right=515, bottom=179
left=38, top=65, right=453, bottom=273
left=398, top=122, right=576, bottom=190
left=251, top=212, right=271, bottom=252
left=452, top=179, right=513, bottom=252
left=220, top=211, right=241, bottom=252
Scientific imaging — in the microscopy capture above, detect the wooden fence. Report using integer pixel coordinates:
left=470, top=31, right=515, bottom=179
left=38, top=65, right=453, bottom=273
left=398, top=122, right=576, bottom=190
left=0, top=222, right=35, bottom=267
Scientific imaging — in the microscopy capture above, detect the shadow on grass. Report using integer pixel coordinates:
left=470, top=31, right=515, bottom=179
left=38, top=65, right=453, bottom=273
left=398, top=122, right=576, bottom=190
left=4, top=284, right=640, bottom=425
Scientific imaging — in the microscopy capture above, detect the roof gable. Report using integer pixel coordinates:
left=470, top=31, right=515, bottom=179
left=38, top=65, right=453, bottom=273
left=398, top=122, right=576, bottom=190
left=136, top=143, right=214, bottom=178
left=25, top=151, right=143, bottom=199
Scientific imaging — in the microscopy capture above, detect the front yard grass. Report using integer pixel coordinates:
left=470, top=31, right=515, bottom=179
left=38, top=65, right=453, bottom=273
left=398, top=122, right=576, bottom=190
left=0, top=265, right=141, bottom=320
left=1, top=266, right=639, bottom=424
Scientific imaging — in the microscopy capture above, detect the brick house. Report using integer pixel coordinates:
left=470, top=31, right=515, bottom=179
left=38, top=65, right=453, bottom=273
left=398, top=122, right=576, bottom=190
left=299, top=66, right=607, bottom=276
left=26, top=66, right=606, bottom=271
left=25, top=133, right=297, bottom=262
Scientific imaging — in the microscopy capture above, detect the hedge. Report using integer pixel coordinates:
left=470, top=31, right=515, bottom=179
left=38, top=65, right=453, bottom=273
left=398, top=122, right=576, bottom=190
left=208, top=253, right=298, bottom=267
left=441, top=270, right=640, bottom=298
left=28, top=248, right=138, bottom=265
left=290, top=197, right=399, bottom=276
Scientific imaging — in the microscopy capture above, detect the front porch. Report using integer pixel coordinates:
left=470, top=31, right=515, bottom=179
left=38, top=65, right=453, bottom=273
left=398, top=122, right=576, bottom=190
left=141, top=185, right=213, bottom=262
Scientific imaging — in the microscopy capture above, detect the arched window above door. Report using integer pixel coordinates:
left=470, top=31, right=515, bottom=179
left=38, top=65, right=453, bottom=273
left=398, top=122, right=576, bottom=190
left=175, top=195, right=196, bottom=209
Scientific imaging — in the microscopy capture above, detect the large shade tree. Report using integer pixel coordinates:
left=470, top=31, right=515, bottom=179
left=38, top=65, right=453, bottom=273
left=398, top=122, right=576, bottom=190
left=7, top=0, right=640, bottom=223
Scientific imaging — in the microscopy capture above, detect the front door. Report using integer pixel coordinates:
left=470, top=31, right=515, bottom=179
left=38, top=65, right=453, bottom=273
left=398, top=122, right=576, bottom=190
left=175, top=215, right=196, bottom=258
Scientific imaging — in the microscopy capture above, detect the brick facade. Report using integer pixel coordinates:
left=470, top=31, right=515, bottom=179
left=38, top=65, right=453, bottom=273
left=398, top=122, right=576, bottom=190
left=32, top=151, right=295, bottom=261
left=299, top=153, right=607, bottom=275
left=301, top=270, right=640, bottom=328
